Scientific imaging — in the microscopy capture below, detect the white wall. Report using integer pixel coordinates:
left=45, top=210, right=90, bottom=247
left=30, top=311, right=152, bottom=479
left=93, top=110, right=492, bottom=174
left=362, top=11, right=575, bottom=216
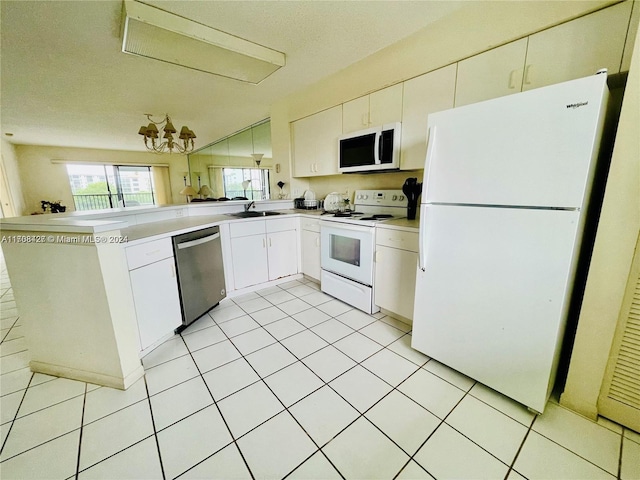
left=560, top=23, right=640, bottom=419
left=14, top=145, right=190, bottom=215
left=0, top=139, right=26, bottom=216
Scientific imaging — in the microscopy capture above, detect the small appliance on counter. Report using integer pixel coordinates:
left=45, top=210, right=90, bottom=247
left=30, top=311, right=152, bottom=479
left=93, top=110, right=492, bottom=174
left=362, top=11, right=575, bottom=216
left=402, top=178, right=422, bottom=220
left=323, top=192, right=345, bottom=213
left=294, top=190, right=321, bottom=209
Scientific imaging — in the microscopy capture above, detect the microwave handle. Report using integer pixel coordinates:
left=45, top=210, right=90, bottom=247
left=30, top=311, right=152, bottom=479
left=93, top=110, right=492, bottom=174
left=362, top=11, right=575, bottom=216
left=373, top=131, right=382, bottom=165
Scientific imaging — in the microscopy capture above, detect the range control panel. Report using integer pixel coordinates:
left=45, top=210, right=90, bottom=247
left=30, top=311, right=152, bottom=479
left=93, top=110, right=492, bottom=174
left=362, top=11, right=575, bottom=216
left=354, top=190, right=406, bottom=207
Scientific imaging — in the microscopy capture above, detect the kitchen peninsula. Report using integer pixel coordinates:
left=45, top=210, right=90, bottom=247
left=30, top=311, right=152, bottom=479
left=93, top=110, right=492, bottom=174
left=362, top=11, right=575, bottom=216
left=0, top=199, right=301, bottom=389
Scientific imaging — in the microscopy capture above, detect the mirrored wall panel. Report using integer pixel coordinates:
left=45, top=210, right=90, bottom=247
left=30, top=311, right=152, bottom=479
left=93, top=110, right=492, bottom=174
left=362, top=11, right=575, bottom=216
left=188, top=120, right=272, bottom=200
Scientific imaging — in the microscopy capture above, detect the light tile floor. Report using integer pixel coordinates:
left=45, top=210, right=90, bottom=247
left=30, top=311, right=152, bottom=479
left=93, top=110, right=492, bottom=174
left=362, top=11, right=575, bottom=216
left=1, top=258, right=639, bottom=479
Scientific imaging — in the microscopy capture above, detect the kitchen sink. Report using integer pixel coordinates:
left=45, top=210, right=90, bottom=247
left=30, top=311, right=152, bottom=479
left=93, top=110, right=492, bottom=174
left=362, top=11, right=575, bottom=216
left=228, top=211, right=282, bottom=218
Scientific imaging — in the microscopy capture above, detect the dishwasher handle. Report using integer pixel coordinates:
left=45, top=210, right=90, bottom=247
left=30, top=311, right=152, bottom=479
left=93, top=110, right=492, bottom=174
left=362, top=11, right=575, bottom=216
left=176, top=232, right=220, bottom=250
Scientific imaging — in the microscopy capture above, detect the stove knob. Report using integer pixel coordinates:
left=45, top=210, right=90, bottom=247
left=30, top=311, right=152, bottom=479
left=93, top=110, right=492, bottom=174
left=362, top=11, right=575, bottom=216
left=362, top=195, right=368, bottom=200
left=392, top=195, right=398, bottom=201
left=399, top=195, right=405, bottom=201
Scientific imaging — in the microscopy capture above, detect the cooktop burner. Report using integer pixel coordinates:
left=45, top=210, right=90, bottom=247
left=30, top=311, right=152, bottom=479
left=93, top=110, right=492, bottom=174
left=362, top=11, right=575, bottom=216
left=332, top=211, right=363, bottom=217
left=360, top=214, right=394, bottom=221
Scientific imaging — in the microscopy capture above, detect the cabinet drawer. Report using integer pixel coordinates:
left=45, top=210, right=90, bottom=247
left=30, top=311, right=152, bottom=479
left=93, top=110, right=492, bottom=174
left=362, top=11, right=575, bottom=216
left=126, top=237, right=174, bottom=270
left=266, top=217, right=297, bottom=233
left=230, top=219, right=266, bottom=238
left=376, top=229, right=419, bottom=252
left=300, top=217, right=321, bottom=233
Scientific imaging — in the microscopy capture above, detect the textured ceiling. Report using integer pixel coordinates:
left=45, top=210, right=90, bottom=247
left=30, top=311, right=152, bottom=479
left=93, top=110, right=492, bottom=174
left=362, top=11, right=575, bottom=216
left=0, top=0, right=463, bottom=152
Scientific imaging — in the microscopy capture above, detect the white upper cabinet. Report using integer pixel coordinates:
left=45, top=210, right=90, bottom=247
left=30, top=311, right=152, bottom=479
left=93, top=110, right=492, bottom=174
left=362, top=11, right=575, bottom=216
left=523, top=2, right=632, bottom=91
left=291, top=105, right=342, bottom=177
left=455, top=39, right=528, bottom=107
left=342, top=83, right=403, bottom=133
left=401, top=64, right=457, bottom=170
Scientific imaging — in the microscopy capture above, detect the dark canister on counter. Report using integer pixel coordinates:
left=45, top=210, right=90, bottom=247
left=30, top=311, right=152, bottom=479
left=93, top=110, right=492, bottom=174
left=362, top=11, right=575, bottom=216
left=402, top=177, right=422, bottom=220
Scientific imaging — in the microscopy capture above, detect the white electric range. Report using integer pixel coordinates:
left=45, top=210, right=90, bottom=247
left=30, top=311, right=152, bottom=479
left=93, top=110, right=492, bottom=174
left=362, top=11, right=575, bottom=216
left=320, top=190, right=407, bottom=313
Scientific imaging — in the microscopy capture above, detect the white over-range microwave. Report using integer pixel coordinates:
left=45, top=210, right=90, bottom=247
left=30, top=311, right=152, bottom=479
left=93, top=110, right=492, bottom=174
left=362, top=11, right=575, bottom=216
left=338, top=122, right=401, bottom=173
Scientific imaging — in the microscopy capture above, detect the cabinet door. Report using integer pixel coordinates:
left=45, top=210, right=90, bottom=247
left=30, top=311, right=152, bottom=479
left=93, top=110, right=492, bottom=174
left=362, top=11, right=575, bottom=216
left=523, top=2, right=632, bottom=91
left=301, top=229, right=321, bottom=281
left=267, top=230, right=298, bottom=280
left=291, top=117, right=316, bottom=177
left=312, top=106, right=342, bottom=176
left=129, top=257, right=182, bottom=351
left=291, top=106, right=342, bottom=177
left=374, top=245, right=417, bottom=321
left=455, top=38, right=528, bottom=107
left=401, top=64, right=457, bottom=170
left=369, top=83, right=403, bottom=126
left=231, top=235, right=269, bottom=289
left=342, top=95, right=370, bottom=134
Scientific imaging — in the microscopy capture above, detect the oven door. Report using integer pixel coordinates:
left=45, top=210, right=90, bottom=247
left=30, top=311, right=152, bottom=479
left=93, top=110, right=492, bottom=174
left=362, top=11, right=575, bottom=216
left=320, top=221, right=375, bottom=286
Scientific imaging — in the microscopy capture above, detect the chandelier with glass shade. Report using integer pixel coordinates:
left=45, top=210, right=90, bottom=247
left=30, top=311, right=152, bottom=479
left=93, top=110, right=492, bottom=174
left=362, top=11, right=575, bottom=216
left=138, top=114, right=196, bottom=154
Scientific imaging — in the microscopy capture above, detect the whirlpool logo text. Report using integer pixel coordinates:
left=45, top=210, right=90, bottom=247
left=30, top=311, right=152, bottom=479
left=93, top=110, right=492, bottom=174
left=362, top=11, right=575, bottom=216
left=566, top=101, right=589, bottom=109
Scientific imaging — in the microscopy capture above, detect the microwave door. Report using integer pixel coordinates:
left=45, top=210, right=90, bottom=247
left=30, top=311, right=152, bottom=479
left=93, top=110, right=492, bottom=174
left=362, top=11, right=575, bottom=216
left=340, top=133, right=376, bottom=169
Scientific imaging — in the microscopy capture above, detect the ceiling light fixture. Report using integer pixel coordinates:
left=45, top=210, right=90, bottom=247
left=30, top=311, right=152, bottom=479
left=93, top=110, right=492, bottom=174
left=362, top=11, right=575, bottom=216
left=138, top=113, right=196, bottom=154
left=121, top=0, right=286, bottom=84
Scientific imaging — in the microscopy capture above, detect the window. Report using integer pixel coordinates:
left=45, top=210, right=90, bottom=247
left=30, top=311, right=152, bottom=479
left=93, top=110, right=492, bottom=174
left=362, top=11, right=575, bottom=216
left=222, top=168, right=270, bottom=200
left=67, top=164, right=156, bottom=211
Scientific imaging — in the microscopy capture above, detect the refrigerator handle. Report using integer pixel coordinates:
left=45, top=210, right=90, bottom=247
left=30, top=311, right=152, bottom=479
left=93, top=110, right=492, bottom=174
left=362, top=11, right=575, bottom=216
left=418, top=207, right=427, bottom=272
left=423, top=125, right=437, bottom=199
left=374, top=131, right=382, bottom=164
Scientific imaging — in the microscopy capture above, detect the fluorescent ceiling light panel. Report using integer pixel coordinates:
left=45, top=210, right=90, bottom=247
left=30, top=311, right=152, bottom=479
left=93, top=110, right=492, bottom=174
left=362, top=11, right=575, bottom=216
left=122, top=1, right=285, bottom=84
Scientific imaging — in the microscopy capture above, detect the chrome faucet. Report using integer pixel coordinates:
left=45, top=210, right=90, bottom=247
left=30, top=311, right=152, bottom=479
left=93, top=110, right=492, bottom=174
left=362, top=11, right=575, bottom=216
left=244, top=201, right=255, bottom=212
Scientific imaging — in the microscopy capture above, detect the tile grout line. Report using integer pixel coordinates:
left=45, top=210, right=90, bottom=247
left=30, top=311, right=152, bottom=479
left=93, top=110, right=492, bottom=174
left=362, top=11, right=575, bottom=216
left=617, top=435, right=623, bottom=480
left=395, top=382, right=476, bottom=479
left=502, top=409, right=537, bottom=480
left=0, top=316, right=20, bottom=343
left=74, top=383, right=88, bottom=480
left=176, top=332, right=257, bottom=480
left=0, top=370, right=35, bottom=458
left=528, top=421, right=623, bottom=477
left=143, top=376, right=167, bottom=480
left=212, top=305, right=347, bottom=480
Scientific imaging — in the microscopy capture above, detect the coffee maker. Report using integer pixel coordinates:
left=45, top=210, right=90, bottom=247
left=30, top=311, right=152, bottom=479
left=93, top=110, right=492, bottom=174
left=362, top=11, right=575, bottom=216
left=402, top=178, right=422, bottom=220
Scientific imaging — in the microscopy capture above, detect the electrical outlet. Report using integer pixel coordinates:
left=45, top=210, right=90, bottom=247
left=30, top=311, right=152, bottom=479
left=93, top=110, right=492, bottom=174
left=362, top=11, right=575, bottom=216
left=175, top=209, right=184, bottom=218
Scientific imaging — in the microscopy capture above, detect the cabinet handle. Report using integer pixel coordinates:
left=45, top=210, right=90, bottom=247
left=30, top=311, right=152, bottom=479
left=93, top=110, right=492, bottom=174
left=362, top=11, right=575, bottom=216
left=362, top=113, right=369, bottom=126
left=262, top=238, right=266, bottom=248
left=508, top=69, right=516, bottom=89
left=269, top=237, right=272, bottom=247
left=171, top=263, right=176, bottom=278
left=523, top=64, right=532, bottom=85
left=315, top=237, right=320, bottom=247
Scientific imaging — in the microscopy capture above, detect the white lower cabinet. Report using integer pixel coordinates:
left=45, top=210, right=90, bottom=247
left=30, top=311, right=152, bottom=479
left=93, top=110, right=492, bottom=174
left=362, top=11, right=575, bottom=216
left=300, top=217, right=321, bottom=281
left=229, top=217, right=298, bottom=290
left=231, top=234, right=270, bottom=289
left=374, top=228, right=419, bottom=321
left=128, top=251, right=182, bottom=352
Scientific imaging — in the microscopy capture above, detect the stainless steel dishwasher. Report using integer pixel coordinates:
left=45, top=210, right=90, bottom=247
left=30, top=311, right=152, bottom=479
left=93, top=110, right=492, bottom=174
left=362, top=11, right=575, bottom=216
left=172, top=226, right=226, bottom=331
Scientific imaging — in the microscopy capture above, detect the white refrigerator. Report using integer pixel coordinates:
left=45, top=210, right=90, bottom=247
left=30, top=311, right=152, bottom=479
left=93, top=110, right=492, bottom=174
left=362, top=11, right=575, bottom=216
left=411, top=73, right=610, bottom=413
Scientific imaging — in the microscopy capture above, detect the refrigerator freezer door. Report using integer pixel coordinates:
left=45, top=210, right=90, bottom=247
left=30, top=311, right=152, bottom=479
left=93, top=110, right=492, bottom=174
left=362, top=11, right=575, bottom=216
left=412, top=205, right=581, bottom=412
left=423, top=74, right=608, bottom=209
